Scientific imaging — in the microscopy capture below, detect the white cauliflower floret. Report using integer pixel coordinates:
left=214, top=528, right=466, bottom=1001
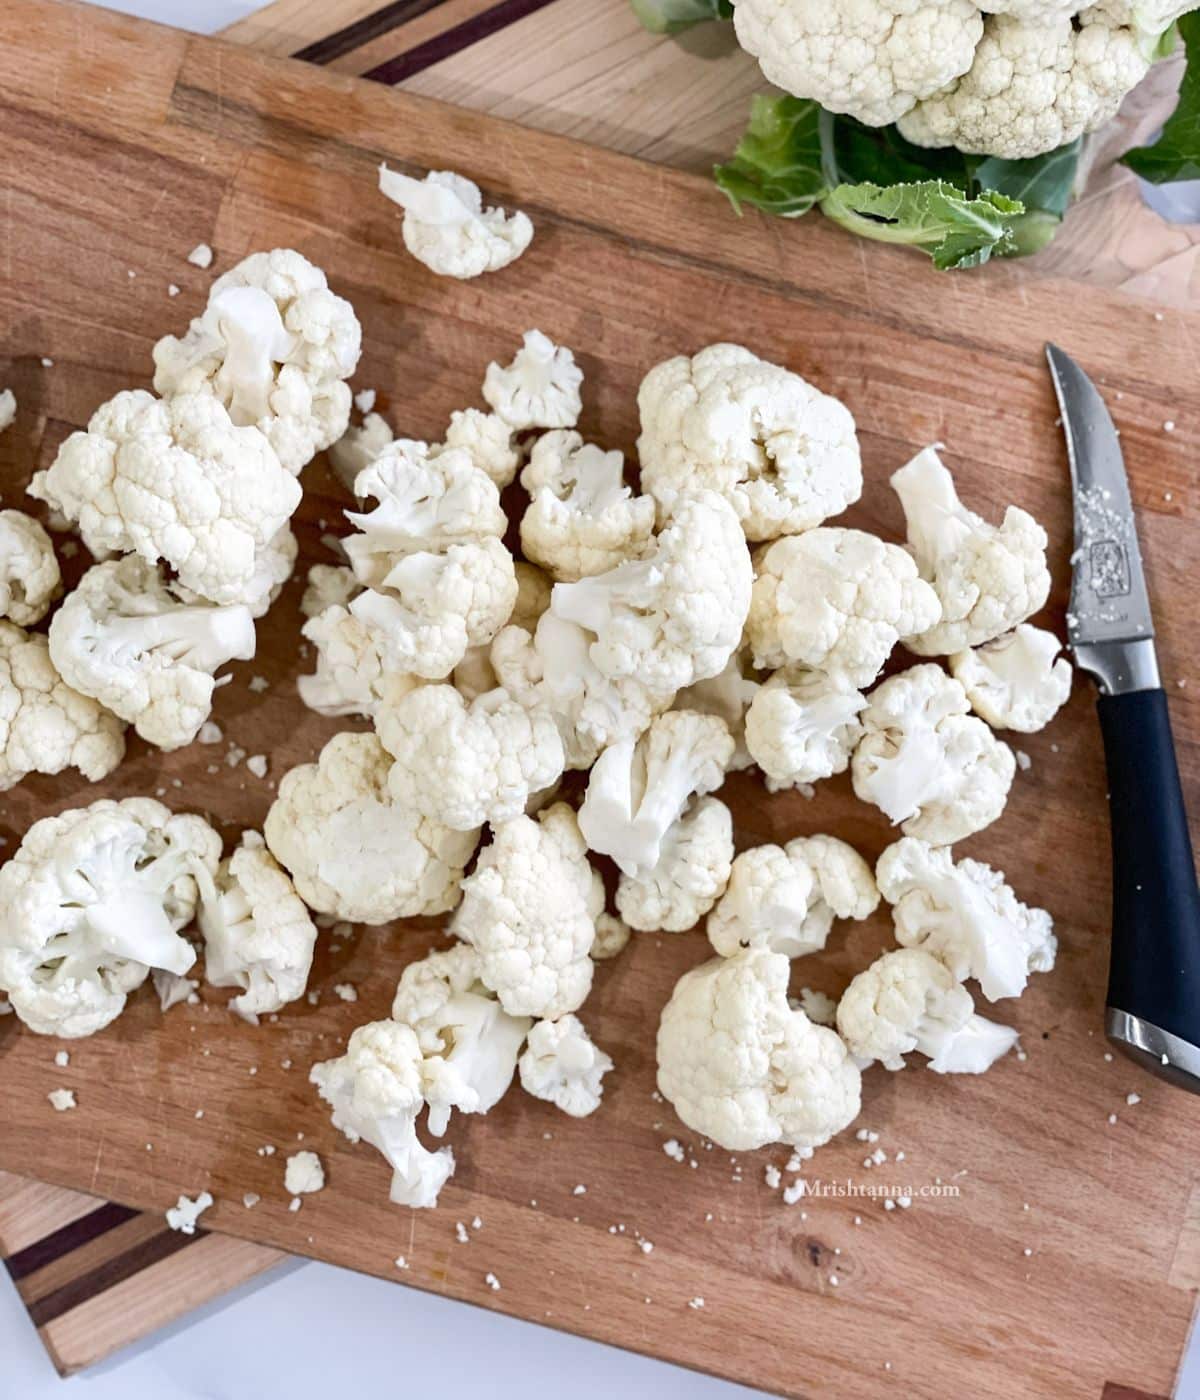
left=311, top=1020, right=455, bottom=1209
left=491, top=614, right=675, bottom=771
left=552, top=490, right=752, bottom=694
left=328, top=412, right=394, bottom=494
left=950, top=624, right=1072, bottom=732
left=615, top=795, right=734, bottom=932
left=441, top=408, right=520, bottom=489
left=0, top=623, right=125, bottom=791
left=298, top=605, right=421, bottom=718
left=707, top=836, right=879, bottom=959
left=673, top=650, right=760, bottom=771
left=29, top=390, right=300, bottom=609
left=300, top=563, right=361, bottom=620
left=49, top=556, right=256, bottom=751
left=744, top=667, right=866, bottom=790
left=196, top=836, right=317, bottom=1024
left=747, top=527, right=941, bottom=685
left=852, top=663, right=1016, bottom=843
left=733, top=0, right=984, bottom=127
left=483, top=330, right=583, bottom=431
left=519, top=1014, right=613, bottom=1117
left=153, top=248, right=361, bottom=475
left=898, top=10, right=1151, bottom=160
left=836, top=947, right=1018, bottom=1073
left=391, top=942, right=531, bottom=1136
left=891, top=446, right=1051, bottom=654
left=657, top=948, right=861, bottom=1152
left=877, top=836, right=1057, bottom=1002
left=452, top=802, right=600, bottom=1019
left=376, top=684, right=565, bottom=831
left=579, top=711, right=735, bottom=878
left=0, top=798, right=220, bottom=1037
left=519, top=431, right=655, bottom=582
left=265, top=732, right=479, bottom=924
left=0, top=511, right=61, bottom=625
left=637, top=343, right=862, bottom=541
left=379, top=166, right=533, bottom=280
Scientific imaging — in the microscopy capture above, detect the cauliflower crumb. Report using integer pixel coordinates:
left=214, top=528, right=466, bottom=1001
left=456, top=1221, right=470, bottom=1243
left=187, top=242, right=214, bottom=269
left=897, top=1195, right=912, bottom=1210
left=764, top=1164, right=781, bottom=1190
left=48, top=1088, right=76, bottom=1111
left=883, top=1199, right=896, bottom=1212
left=246, top=754, right=269, bottom=778
left=333, top=983, right=358, bottom=1003
left=243, top=1193, right=260, bottom=1209
left=166, top=1191, right=213, bottom=1234
left=472, top=1215, right=483, bottom=1229
left=354, top=389, right=377, bottom=415
left=1108, top=1113, right=1118, bottom=1125
left=54, top=1050, right=69, bottom=1068
left=1126, top=1092, right=1141, bottom=1106
left=1164, top=421, right=1176, bottom=433
left=782, top=1181, right=806, bottom=1206
left=249, top=675, right=270, bottom=693
left=284, top=1150, right=325, bottom=1196
left=572, top=1184, right=587, bottom=1196
left=662, top=1139, right=686, bottom=1164
left=41, top=357, right=54, bottom=368
left=288, top=1197, right=303, bottom=1212
left=639, top=1239, right=653, bottom=1254
left=198, top=721, right=223, bottom=745
left=829, top=1274, right=839, bottom=1287
left=1015, top=751, right=1032, bottom=772
left=485, top=1272, right=501, bottom=1291
left=395, top=1256, right=409, bottom=1270
left=688, top=1297, right=705, bottom=1310
left=168, top=283, right=181, bottom=297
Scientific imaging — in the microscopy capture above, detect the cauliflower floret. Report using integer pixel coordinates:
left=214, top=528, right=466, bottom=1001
left=491, top=614, right=674, bottom=770
left=747, top=527, right=941, bottom=685
left=615, top=795, right=734, bottom=932
left=519, top=1014, right=613, bottom=1117
left=707, top=836, right=879, bottom=959
left=483, top=330, right=583, bottom=431
left=0, top=623, right=125, bottom=791
left=0, top=511, right=61, bottom=625
left=441, top=408, right=520, bottom=489
left=265, top=732, right=479, bottom=924
left=891, top=446, right=1051, bottom=654
left=950, top=624, right=1072, bottom=732
left=391, top=941, right=531, bottom=1136
left=898, top=9, right=1151, bottom=160
left=452, top=802, right=599, bottom=1019
left=836, top=947, right=1018, bottom=1073
left=672, top=650, right=760, bottom=772
left=851, top=663, right=1016, bottom=843
left=376, top=684, right=565, bottom=831
left=29, top=390, right=301, bottom=609
left=328, top=412, right=394, bottom=494
left=196, top=836, right=318, bottom=1024
left=657, top=948, right=861, bottom=1152
left=744, top=667, right=866, bottom=790
left=579, top=711, right=735, bottom=878
left=591, top=912, right=632, bottom=960
left=877, top=836, right=1056, bottom=1001
left=637, top=343, right=862, bottom=541
left=311, top=1020, right=455, bottom=1209
left=519, top=431, right=655, bottom=581
left=300, top=563, right=361, bottom=620
left=379, top=166, right=533, bottom=280
left=153, top=248, right=362, bottom=475
left=0, top=797, right=220, bottom=1037
left=298, top=605, right=421, bottom=718
left=552, top=491, right=752, bottom=694
left=732, top=0, right=983, bottom=127
left=49, top=556, right=256, bottom=751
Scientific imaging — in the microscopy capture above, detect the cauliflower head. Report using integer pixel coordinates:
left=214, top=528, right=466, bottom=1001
left=0, top=797, right=220, bottom=1037
left=196, top=835, right=318, bottom=1024
left=836, top=946, right=1019, bottom=1072
left=49, top=556, right=256, bottom=751
left=483, top=330, right=583, bottom=431
left=0, top=622, right=125, bottom=791
left=657, top=948, right=861, bottom=1151
left=707, top=835, right=879, bottom=959
left=519, top=430, right=655, bottom=581
left=376, top=683, right=565, bottom=831
left=747, top=527, right=941, bottom=685
left=615, top=795, right=734, bottom=932
left=877, top=836, right=1057, bottom=1001
left=950, top=623, right=1072, bottom=732
left=519, top=1014, right=614, bottom=1117
left=380, top=166, right=533, bottom=280
left=30, top=389, right=301, bottom=608
left=298, top=605, right=422, bottom=718
left=265, top=731, right=479, bottom=924
left=442, top=408, right=521, bottom=488
left=744, top=667, right=867, bottom=790
left=0, top=510, right=61, bottom=625
left=637, top=342, right=862, bottom=541
left=452, top=802, right=601, bottom=1019
left=892, top=446, right=1051, bottom=655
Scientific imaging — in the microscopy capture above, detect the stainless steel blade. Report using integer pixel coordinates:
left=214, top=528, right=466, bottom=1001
left=1046, top=345, right=1159, bottom=694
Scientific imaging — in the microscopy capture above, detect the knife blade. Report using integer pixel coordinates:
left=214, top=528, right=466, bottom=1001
left=1046, top=345, right=1200, bottom=1094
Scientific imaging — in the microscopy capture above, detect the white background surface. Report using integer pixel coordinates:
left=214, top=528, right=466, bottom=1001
left=5, top=4, right=1193, bottom=1397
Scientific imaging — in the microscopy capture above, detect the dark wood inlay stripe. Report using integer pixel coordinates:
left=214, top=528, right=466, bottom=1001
left=294, top=0, right=449, bottom=67
left=4, top=1203, right=139, bottom=1283
left=362, top=0, right=559, bottom=84
left=25, top=1227, right=205, bottom=1328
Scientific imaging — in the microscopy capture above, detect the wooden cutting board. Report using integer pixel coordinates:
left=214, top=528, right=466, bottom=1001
left=2, top=2, right=1199, bottom=1395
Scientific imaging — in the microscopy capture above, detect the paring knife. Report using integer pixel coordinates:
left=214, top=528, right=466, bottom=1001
left=1047, top=345, right=1200, bottom=1093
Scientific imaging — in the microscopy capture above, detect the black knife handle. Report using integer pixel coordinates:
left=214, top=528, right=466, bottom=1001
left=1100, top=688, right=1200, bottom=1055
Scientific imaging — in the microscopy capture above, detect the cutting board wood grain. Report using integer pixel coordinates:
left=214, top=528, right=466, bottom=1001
left=1, top=4, right=1199, bottom=1397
